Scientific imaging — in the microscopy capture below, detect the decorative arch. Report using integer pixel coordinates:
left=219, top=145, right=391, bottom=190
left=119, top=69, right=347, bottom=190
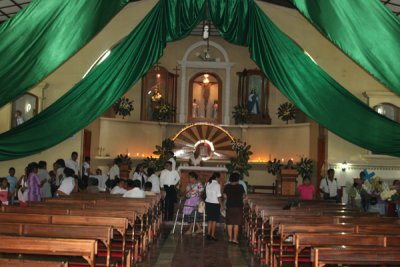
left=172, top=122, right=236, bottom=160
left=182, top=40, right=230, bottom=62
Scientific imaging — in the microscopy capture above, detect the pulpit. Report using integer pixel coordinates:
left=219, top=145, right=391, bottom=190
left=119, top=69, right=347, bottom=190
left=276, top=169, right=298, bottom=196
left=177, top=166, right=227, bottom=195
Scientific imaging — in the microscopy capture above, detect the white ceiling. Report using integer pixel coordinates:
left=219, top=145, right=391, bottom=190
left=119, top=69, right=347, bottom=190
left=0, top=0, right=399, bottom=25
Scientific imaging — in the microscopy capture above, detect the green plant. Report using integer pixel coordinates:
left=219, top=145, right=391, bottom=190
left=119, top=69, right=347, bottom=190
left=267, top=158, right=283, bottom=175
left=277, top=102, right=296, bottom=124
left=232, top=105, right=249, bottom=125
left=296, top=157, right=313, bottom=179
left=141, top=138, right=175, bottom=171
left=227, top=139, right=253, bottom=177
left=152, top=103, right=175, bottom=122
left=113, top=96, right=134, bottom=118
left=115, top=154, right=132, bottom=168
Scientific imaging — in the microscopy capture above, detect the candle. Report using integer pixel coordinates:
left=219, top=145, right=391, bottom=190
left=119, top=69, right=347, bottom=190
left=281, top=158, right=285, bottom=163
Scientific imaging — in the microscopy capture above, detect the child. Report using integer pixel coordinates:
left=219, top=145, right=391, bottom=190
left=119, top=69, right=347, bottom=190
left=0, top=178, right=9, bottom=205
left=297, top=177, right=315, bottom=200
left=6, top=167, right=17, bottom=205
left=110, top=178, right=127, bottom=195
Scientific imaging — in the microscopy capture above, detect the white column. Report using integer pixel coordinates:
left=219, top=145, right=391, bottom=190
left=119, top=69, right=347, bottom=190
left=179, top=63, right=187, bottom=123
left=223, top=66, right=231, bottom=124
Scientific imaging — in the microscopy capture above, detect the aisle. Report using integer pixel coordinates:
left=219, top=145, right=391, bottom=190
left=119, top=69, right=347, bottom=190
left=139, top=223, right=261, bottom=267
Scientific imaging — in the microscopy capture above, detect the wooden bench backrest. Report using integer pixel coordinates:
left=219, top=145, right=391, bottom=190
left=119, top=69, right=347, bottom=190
left=338, top=216, right=400, bottom=224
left=68, top=209, right=135, bottom=226
left=0, top=258, right=68, bottom=267
left=311, top=247, right=400, bottom=266
left=295, top=233, right=386, bottom=247
left=2, top=205, right=70, bottom=215
left=280, top=223, right=357, bottom=237
left=357, top=224, right=400, bottom=235
left=0, top=212, right=51, bottom=223
left=0, top=235, right=96, bottom=266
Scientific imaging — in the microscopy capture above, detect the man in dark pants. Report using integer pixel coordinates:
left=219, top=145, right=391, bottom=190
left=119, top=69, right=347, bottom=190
left=160, top=161, right=180, bottom=220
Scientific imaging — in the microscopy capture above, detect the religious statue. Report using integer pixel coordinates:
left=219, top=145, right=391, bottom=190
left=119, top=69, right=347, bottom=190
left=211, top=100, right=218, bottom=120
left=247, top=89, right=260, bottom=114
left=202, top=84, right=210, bottom=117
left=192, top=99, right=199, bottom=118
left=151, top=86, right=162, bottom=103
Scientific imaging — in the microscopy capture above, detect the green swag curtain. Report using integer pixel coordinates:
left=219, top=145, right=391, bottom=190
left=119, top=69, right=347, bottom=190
left=289, top=0, right=400, bottom=95
left=208, top=0, right=400, bottom=156
left=0, top=0, right=204, bottom=161
left=0, top=0, right=129, bottom=107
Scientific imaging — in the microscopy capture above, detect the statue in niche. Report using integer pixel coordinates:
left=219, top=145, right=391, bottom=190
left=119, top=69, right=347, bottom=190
left=202, top=84, right=210, bottom=118
left=192, top=99, right=199, bottom=118
left=247, top=89, right=260, bottom=115
left=211, top=100, right=218, bottom=120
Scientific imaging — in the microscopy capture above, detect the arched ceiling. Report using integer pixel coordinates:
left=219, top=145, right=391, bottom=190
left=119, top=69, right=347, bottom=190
left=0, top=0, right=399, bottom=24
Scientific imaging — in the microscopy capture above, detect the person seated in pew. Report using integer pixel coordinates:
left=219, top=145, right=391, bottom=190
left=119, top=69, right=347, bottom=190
left=144, top=181, right=156, bottom=196
left=297, top=177, right=315, bottom=200
left=0, top=177, right=9, bottom=205
left=86, top=178, right=99, bottom=194
left=123, top=179, right=145, bottom=198
left=110, top=178, right=127, bottom=195
left=57, top=167, right=78, bottom=196
left=90, top=168, right=108, bottom=191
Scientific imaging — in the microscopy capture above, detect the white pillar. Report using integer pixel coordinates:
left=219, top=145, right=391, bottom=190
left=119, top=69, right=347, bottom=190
left=179, top=63, right=187, bottom=123
left=223, top=66, right=231, bottom=124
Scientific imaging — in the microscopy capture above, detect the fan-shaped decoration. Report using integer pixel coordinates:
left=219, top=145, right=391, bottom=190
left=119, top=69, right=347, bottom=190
left=172, top=123, right=236, bottom=160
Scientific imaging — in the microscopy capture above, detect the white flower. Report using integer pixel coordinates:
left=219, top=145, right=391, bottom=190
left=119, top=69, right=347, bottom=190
left=380, top=189, right=397, bottom=201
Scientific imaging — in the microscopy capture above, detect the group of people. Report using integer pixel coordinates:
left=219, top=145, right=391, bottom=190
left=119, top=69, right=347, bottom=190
left=1, top=155, right=81, bottom=206
left=181, top=171, right=247, bottom=244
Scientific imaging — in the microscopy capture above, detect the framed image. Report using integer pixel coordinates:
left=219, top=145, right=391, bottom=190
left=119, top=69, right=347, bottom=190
left=237, top=69, right=271, bottom=124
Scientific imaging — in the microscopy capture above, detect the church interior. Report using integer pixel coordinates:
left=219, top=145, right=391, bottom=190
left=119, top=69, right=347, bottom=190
left=1, top=0, right=400, bottom=266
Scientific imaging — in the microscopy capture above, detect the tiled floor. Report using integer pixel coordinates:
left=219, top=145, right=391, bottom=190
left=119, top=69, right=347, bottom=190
left=139, top=223, right=261, bottom=267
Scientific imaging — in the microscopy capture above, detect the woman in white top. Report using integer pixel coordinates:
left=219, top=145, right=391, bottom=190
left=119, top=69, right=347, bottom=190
left=146, top=167, right=160, bottom=193
left=131, top=164, right=147, bottom=188
left=205, top=172, right=222, bottom=241
left=57, top=168, right=77, bottom=196
left=110, top=179, right=127, bottom=195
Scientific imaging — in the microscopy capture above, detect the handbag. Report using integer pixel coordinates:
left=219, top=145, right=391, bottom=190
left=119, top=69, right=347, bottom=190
left=197, top=201, right=205, bottom=213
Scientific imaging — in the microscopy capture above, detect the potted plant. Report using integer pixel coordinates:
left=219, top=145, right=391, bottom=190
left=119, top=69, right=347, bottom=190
left=277, top=102, right=296, bottom=124
left=227, top=139, right=253, bottom=177
left=296, top=157, right=313, bottom=179
left=142, top=138, right=175, bottom=171
left=113, top=96, right=134, bottom=119
left=267, top=158, right=283, bottom=175
left=232, top=105, right=249, bottom=125
left=114, top=154, right=132, bottom=179
left=152, top=103, right=175, bottom=122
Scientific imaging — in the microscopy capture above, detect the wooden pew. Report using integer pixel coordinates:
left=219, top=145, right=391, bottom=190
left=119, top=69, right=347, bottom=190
left=0, top=223, right=113, bottom=267
left=293, top=233, right=400, bottom=267
left=0, top=213, right=129, bottom=265
left=0, top=236, right=97, bottom=267
left=0, top=258, right=68, bottom=267
left=311, top=247, right=400, bottom=267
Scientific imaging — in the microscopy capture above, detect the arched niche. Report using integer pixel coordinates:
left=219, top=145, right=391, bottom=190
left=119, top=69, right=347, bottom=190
left=11, top=92, right=38, bottom=128
left=373, top=103, right=400, bottom=122
left=188, top=72, right=222, bottom=123
left=178, top=40, right=234, bottom=124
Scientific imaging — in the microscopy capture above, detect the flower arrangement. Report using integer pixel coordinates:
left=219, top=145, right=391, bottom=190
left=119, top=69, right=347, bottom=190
left=267, top=158, right=283, bottom=175
left=232, top=105, right=249, bottom=125
left=152, top=103, right=175, bottom=122
left=113, top=96, right=134, bottom=119
left=277, top=102, right=296, bottom=124
left=296, top=157, right=313, bottom=179
left=227, top=139, right=252, bottom=177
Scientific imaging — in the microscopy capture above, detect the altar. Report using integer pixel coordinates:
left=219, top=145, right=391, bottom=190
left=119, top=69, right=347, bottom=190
left=177, top=165, right=228, bottom=195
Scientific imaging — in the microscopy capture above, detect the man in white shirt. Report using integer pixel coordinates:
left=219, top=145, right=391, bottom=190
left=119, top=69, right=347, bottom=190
left=108, top=158, right=121, bottom=181
left=65, top=152, right=80, bottom=178
left=166, top=151, right=176, bottom=170
left=160, top=161, right=180, bottom=220
left=123, top=180, right=145, bottom=198
left=319, top=168, right=342, bottom=202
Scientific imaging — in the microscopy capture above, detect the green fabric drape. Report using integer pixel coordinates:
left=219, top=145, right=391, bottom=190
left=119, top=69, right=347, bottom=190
left=289, top=0, right=400, bottom=95
left=0, top=0, right=204, bottom=161
left=0, top=0, right=129, bottom=107
left=209, top=0, right=400, bottom=156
